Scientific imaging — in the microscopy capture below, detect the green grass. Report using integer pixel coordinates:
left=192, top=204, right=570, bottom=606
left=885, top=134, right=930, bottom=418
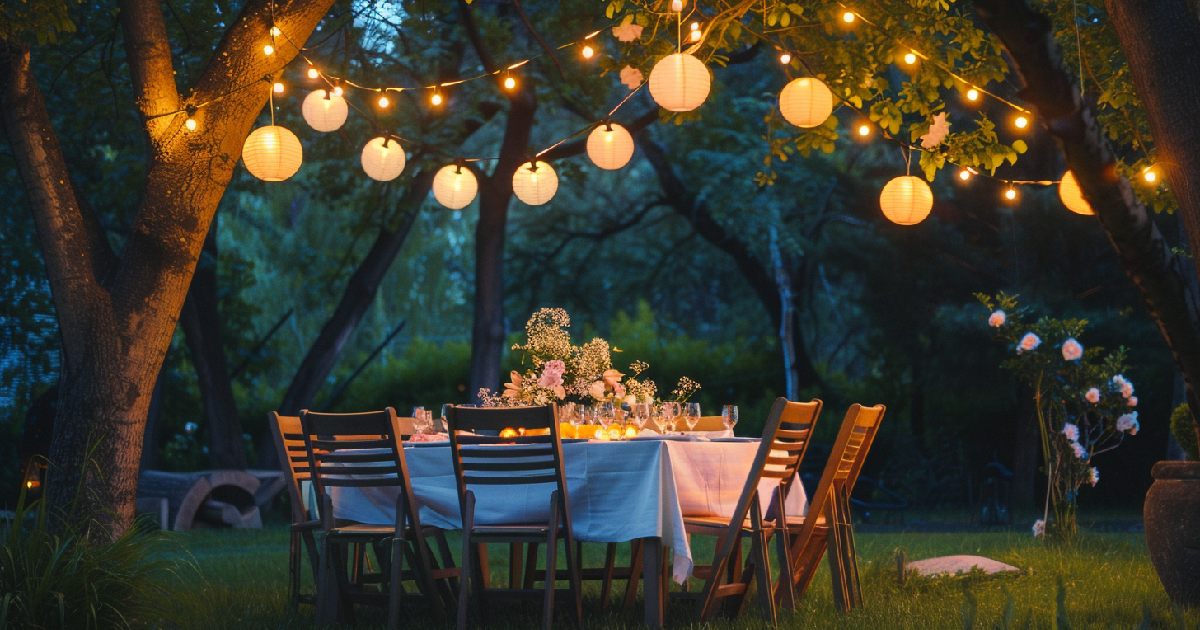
left=160, top=526, right=1195, bottom=629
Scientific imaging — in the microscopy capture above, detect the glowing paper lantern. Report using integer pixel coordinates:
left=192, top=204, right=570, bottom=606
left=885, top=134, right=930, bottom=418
left=779, top=77, right=833, bottom=128
left=432, top=164, right=477, bottom=210
left=242, top=125, right=302, bottom=182
left=879, top=176, right=933, bottom=225
left=1058, top=170, right=1094, bottom=215
left=648, top=53, right=710, bottom=112
left=360, top=137, right=407, bottom=182
left=586, top=123, right=635, bottom=170
left=301, top=89, right=348, bottom=132
left=512, top=160, right=558, bottom=205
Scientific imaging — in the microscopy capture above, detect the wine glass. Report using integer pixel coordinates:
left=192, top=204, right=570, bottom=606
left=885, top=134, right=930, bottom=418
left=631, top=403, right=650, bottom=432
left=684, top=402, right=701, bottom=433
left=565, top=403, right=584, bottom=437
left=651, top=406, right=669, bottom=435
left=661, top=402, right=679, bottom=434
left=722, top=405, right=739, bottom=434
left=598, top=402, right=615, bottom=429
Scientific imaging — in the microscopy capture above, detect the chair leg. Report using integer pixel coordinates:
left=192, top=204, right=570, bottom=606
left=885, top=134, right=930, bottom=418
left=509, top=543, right=523, bottom=588
left=542, top=493, right=560, bottom=630
left=838, top=492, right=864, bottom=609
left=775, top=492, right=797, bottom=612
left=622, top=539, right=643, bottom=613
left=288, top=529, right=300, bottom=614
left=457, top=492, right=476, bottom=630
left=599, top=542, right=617, bottom=607
left=388, top=536, right=405, bottom=629
left=749, top=503, right=777, bottom=625
left=523, top=543, right=540, bottom=589
left=564, top=536, right=583, bottom=626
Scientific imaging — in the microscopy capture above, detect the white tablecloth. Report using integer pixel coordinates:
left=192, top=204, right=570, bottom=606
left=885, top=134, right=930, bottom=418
left=330, top=437, right=807, bottom=583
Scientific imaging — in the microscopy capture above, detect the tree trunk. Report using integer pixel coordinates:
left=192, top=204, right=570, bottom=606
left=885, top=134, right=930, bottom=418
left=180, top=219, right=246, bottom=469
left=1106, top=0, right=1200, bottom=445
left=468, top=91, right=538, bottom=399
left=974, top=0, right=1200, bottom=442
left=277, top=173, right=433, bottom=420
left=1, top=0, right=334, bottom=540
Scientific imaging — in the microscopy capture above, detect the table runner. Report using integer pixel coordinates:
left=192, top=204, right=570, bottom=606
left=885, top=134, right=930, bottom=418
left=330, top=438, right=807, bottom=583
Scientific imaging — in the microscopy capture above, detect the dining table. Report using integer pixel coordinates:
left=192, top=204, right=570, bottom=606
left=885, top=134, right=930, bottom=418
left=329, top=435, right=808, bottom=627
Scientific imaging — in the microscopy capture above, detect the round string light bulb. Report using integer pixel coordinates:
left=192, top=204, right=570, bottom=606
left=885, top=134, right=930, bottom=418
left=690, top=29, right=702, bottom=42
left=332, top=85, right=344, bottom=97
left=1003, top=187, right=1019, bottom=202
left=307, top=67, right=319, bottom=79
left=184, top=116, right=197, bottom=132
left=272, top=81, right=285, bottom=94
left=779, top=76, right=834, bottom=128
left=503, top=75, right=517, bottom=91
left=856, top=123, right=871, bottom=138
left=377, top=93, right=390, bottom=109
left=242, top=125, right=302, bottom=182
left=842, top=11, right=856, bottom=23
left=966, top=87, right=980, bottom=102
left=1058, top=170, right=1094, bottom=215
left=903, top=51, right=918, bottom=66
left=1143, top=167, right=1158, bottom=183
left=958, top=168, right=973, bottom=181
left=301, top=89, right=348, bottom=132
left=586, top=123, right=635, bottom=170
left=879, top=175, right=934, bottom=226
left=360, top=137, right=407, bottom=182
left=263, top=43, right=275, bottom=56
left=269, top=26, right=281, bottom=37
left=581, top=44, right=595, bottom=59
left=512, top=160, right=559, bottom=206
left=1013, top=114, right=1030, bottom=130
left=779, top=52, right=792, bottom=65
left=432, top=164, right=478, bottom=210
left=648, top=53, right=711, bottom=112
left=430, top=90, right=444, bottom=107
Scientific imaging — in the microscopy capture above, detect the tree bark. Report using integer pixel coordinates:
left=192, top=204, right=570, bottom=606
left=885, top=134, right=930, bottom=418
left=277, top=172, right=434, bottom=419
left=180, top=219, right=246, bottom=469
left=1, top=0, right=334, bottom=540
left=974, top=0, right=1200, bottom=437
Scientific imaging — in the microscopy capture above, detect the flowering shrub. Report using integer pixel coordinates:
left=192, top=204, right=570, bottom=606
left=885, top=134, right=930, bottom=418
left=978, top=293, right=1139, bottom=542
left=479, top=307, right=700, bottom=406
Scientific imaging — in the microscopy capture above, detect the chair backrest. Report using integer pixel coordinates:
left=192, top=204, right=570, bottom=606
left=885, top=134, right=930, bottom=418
left=269, top=412, right=311, bottom=523
left=798, top=403, right=887, bottom=534
left=299, top=407, right=421, bottom=530
left=444, top=405, right=571, bottom=529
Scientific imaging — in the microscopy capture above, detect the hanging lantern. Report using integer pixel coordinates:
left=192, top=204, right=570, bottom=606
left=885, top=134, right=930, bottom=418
left=512, top=160, right=558, bottom=205
left=360, top=137, right=407, bottom=182
left=586, top=123, right=635, bottom=170
left=648, top=53, right=711, bottom=112
left=301, top=89, right=348, bottom=132
left=432, top=164, right=478, bottom=210
left=879, top=175, right=933, bottom=225
left=242, top=125, right=303, bottom=182
left=1058, top=170, right=1094, bottom=215
left=779, top=77, right=833, bottom=128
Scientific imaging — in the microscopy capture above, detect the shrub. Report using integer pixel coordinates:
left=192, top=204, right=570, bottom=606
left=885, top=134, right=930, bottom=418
left=1169, top=403, right=1198, bottom=461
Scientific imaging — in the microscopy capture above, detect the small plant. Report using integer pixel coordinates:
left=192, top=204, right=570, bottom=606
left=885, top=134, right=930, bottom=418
left=1169, top=403, right=1199, bottom=461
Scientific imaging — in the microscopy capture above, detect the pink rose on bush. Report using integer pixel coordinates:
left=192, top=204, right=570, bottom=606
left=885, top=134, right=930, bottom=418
left=1017, top=332, right=1041, bottom=353
left=1069, top=441, right=1087, bottom=459
left=1061, top=423, right=1080, bottom=442
left=1085, top=387, right=1100, bottom=404
left=1127, top=396, right=1138, bottom=407
left=988, top=310, right=1006, bottom=328
left=1117, top=412, right=1140, bottom=435
left=1061, top=337, right=1083, bottom=361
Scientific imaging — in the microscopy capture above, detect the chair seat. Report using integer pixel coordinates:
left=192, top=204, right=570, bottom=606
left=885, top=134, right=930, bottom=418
left=682, top=513, right=825, bottom=533
left=470, top=523, right=565, bottom=538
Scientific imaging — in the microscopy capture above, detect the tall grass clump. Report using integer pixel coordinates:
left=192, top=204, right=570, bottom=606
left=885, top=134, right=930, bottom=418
left=0, top=485, right=186, bottom=628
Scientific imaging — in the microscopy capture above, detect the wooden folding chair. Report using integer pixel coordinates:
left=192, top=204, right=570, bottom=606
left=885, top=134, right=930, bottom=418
left=776, top=403, right=886, bottom=612
left=269, top=412, right=321, bottom=614
left=301, top=408, right=455, bottom=627
left=445, top=404, right=583, bottom=630
left=681, top=397, right=823, bottom=624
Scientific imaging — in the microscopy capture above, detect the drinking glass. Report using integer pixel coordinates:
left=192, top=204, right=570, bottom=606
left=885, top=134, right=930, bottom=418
left=566, top=403, right=584, bottom=436
left=661, top=402, right=679, bottom=433
left=722, top=405, right=739, bottom=434
left=684, top=402, right=701, bottom=432
left=631, top=403, right=650, bottom=431
left=598, top=402, right=615, bottom=429
left=440, top=404, right=453, bottom=433
left=414, top=409, right=435, bottom=435
left=651, top=408, right=669, bottom=435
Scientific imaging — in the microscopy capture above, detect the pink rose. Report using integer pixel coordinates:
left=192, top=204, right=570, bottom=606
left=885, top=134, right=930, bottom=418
left=988, top=310, right=1006, bottom=328
left=1017, top=332, right=1041, bottom=353
left=1127, top=396, right=1138, bottom=408
left=1061, top=338, right=1083, bottom=361
left=602, top=369, right=624, bottom=387
left=1061, top=423, right=1080, bottom=442
left=1085, top=388, right=1100, bottom=404
left=1120, top=381, right=1135, bottom=399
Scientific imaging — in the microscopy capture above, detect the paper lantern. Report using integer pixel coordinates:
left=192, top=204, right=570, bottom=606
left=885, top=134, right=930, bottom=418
left=586, top=123, right=635, bottom=170
left=512, top=161, right=558, bottom=205
left=648, top=53, right=710, bottom=112
left=879, top=176, right=933, bottom=225
left=242, top=125, right=302, bottom=182
left=1058, top=170, right=1094, bottom=215
left=779, top=77, right=833, bottom=128
left=301, top=89, right=348, bottom=132
left=360, top=137, right=407, bottom=182
left=432, top=164, right=478, bottom=210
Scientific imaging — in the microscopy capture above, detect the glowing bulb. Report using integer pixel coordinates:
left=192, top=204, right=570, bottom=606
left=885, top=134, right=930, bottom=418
left=966, top=88, right=980, bottom=102
left=842, top=11, right=856, bottom=23
left=184, top=116, right=197, bottom=132
left=377, top=93, right=390, bottom=108
left=272, top=81, right=285, bottom=94
left=779, top=52, right=792, bottom=65
left=1014, top=114, right=1030, bottom=129
left=671, top=0, right=684, bottom=11
left=690, top=21, right=700, bottom=31
left=903, top=52, right=918, bottom=66
left=958, top=168, right=972, bottom=181
left=690, top=29, right=701, bottom=42
left=431, top=91, right=443, bottom=107
left=1143, top=168, right=1157, bottom=183
left=269, top=26, right=281, bottom=37
left=331, top=84, right=344, bottom=97
left=1004, top=187, right=1018, bottom=202
left=503, top=75, right=517, bottom=91
left=582, top=45, right=595, bottom=59
left=856, top=123, right=871, bottom=137
left=307, top=67, right=319, bottom=80
left=263, top=43, right=275, bottom=56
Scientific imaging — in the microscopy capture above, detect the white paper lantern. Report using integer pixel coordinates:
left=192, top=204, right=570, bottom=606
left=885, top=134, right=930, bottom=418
left=242, top=125, right=303, bottom=182
left=301, top=89, right=348, bottom=132
left=512, top=160, right=558, bottom=206
left=879, top=175, right=933, bottom=225
left=360, top=137, right=407, bottom=182
left=1058, top=170, right=1094, bottom=216
left=648, top=53, right=711, bottom=112
left=432, top=164, right=478, bottom=210
left=586, top=123, right=635, bottom=170
left=779, top=77, right=834, bottom=128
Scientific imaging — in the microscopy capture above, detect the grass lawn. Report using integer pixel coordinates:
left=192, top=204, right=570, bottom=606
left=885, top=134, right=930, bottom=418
left=162, top=523, right=1195, bottom=629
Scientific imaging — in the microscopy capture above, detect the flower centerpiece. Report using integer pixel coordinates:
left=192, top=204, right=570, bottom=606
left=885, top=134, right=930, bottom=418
left=979, top=293, right=1140, bottom=543
left=479, top=307, right=700, bottom=408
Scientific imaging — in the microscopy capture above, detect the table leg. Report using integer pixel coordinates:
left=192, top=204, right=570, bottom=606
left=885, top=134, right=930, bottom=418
left=642, top=537, right=663, bottom=628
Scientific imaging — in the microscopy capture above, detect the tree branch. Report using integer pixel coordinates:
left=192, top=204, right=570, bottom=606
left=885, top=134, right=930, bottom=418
left=118, top=0, right=181, bottom=142
left=539, top=107, right=660, bottom=161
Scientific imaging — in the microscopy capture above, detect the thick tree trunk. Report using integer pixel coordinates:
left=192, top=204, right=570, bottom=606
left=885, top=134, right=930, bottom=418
left=468, top=92, right=538, bottom=399
left=1107, top=0, right=1200, bottom=445
left=975, top=0, right=1200, bottom=438
left=1, top=0, right=333, bottom=540
left=277, top=173, right=433, bottom=420
left=180, top=220, right=246, bottom=469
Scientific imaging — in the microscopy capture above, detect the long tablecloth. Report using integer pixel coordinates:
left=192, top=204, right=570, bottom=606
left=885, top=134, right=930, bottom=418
left=330, top=437, right=807, bottom=583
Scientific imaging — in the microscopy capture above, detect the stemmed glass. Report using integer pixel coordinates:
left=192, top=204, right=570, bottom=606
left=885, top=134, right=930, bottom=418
left=722, top=405, right=739, bottom=435
left=651, top=406, right=669, bottom=435
left=597, top=402, right=615, bottom=430
left=631, top=403, right=650, bottom=432
left=660, top=402, right=680, bottom=435
left=565, top=403, right=584, bottom=437
left=684, top=402, right=701, bottom=433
